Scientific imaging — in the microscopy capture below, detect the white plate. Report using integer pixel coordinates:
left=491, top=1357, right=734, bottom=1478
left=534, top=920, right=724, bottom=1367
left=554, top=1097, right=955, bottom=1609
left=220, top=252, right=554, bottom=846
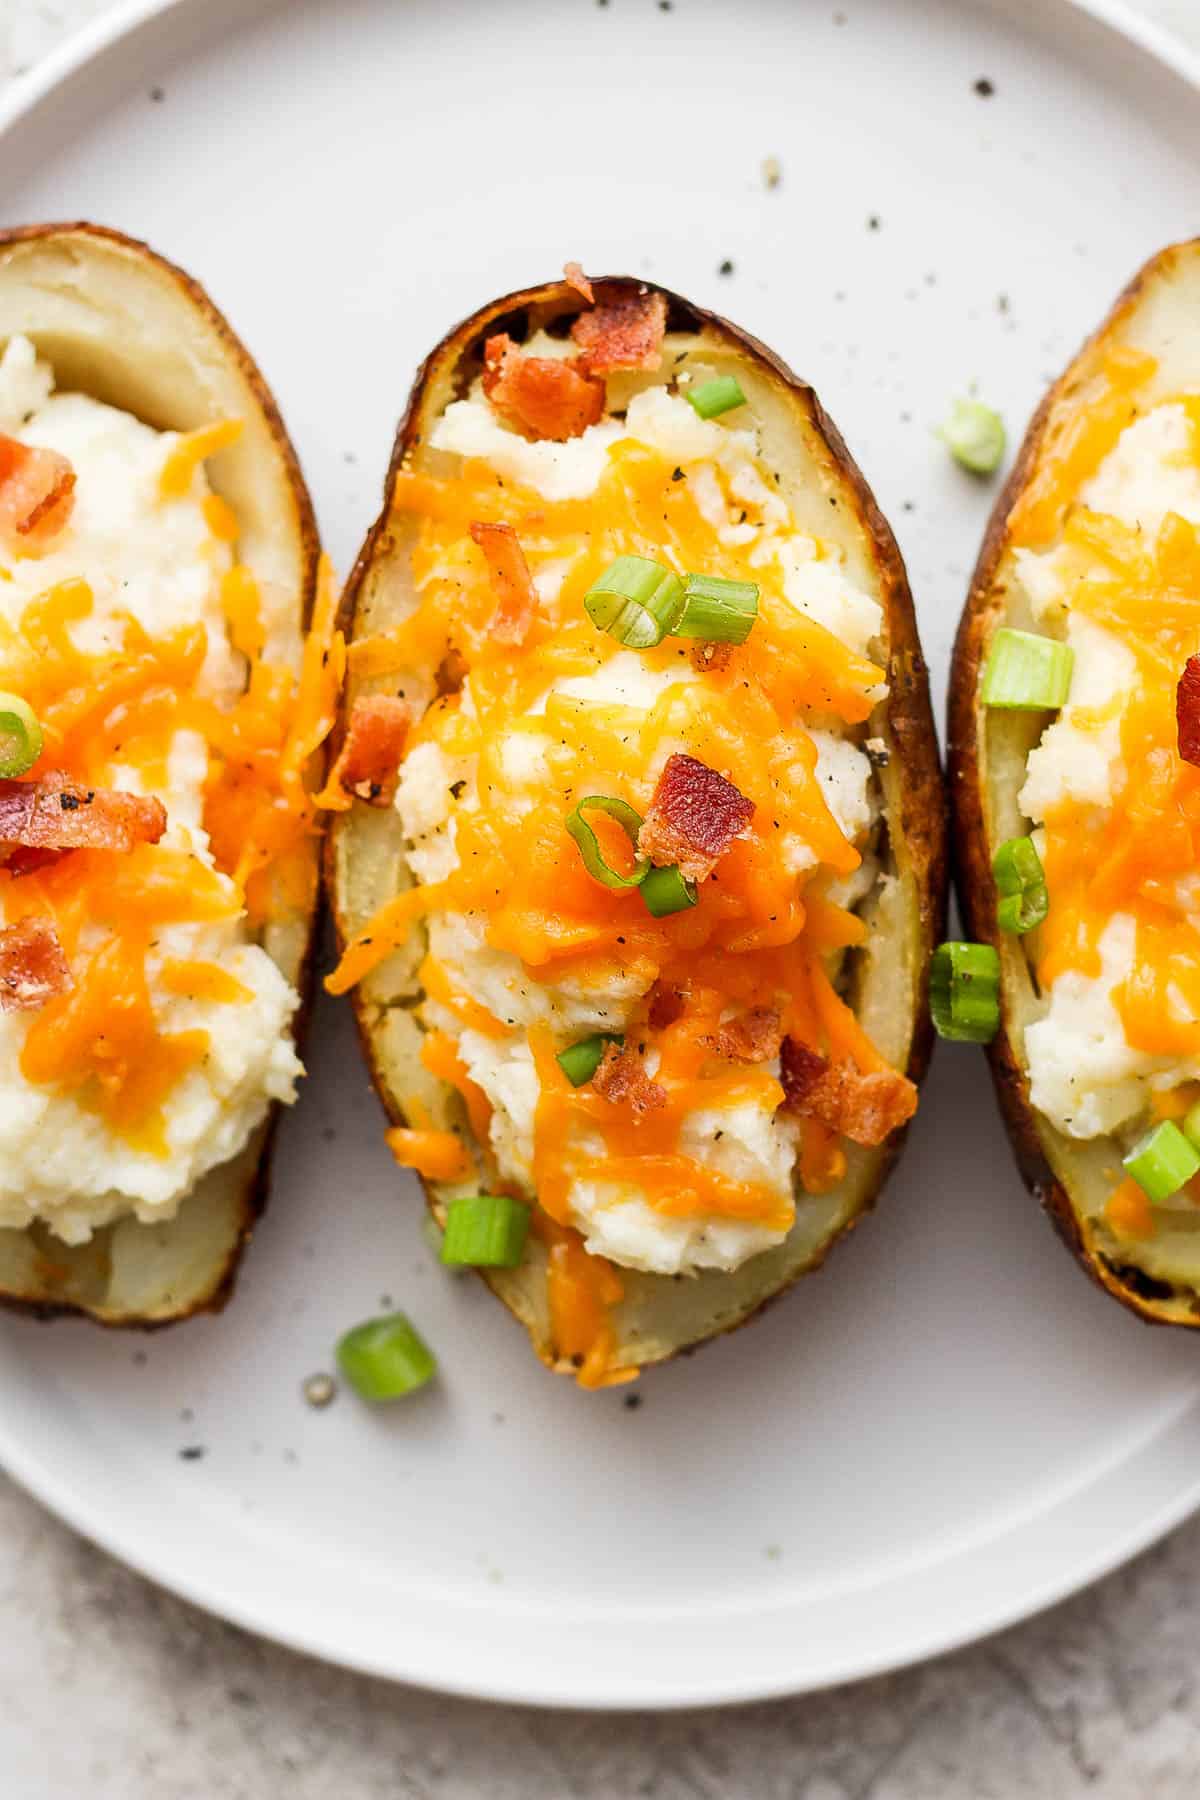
left=0, top=0, right=1199, bottom=1712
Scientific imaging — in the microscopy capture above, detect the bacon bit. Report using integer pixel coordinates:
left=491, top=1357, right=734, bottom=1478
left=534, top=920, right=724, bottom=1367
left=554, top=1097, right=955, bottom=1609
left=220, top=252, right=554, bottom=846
left=592, top=1043, right=667, bottom=1114
left=469, top=521, right=539, bottom=645
left=780, top=1037, right=917, bottom=1147
left=571, top=289, right=667, bottom=375
left=647, top=979, right=687, bottom=1030
left=0, top=915, right=71, bottom=1012
left=320, top=695, right=409, bottom=808
left=690, top=641, right=733, bottom=675
left=435, top=646, right=467, bottom=697
left=0, top=772, right=166, bottom=859
left=0, top=434, right=76, bottom=554
left=482, top=334, right=605, bottom=442
left=638, top=753, right=755, bottom=883
left=563, top=261, right=594, bottom=304
left=701, top=1006, right=783, bottom=1064
left=1178, top=655, right=1200, bottom=766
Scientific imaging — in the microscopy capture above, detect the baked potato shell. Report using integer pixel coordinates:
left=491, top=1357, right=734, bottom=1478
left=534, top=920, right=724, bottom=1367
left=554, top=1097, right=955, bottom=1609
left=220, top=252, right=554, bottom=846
left=330, top=277, right=946, bottom=1374
left=949, top=238, right=1200, bottom=1328
left=0, top=223, right=321, bottom=1327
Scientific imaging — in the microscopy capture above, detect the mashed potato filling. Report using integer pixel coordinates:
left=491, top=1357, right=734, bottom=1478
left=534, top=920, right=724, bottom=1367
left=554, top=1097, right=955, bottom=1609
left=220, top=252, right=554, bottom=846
left=1016, top=402, right=1200, bottom=1152
left=384, top=362, right=887, bottom=1276
left=0, top=337, right=304, bottom=1244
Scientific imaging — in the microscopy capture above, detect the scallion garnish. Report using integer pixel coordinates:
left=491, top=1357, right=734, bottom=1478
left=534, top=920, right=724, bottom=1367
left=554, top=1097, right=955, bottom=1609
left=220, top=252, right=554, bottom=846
left=993, top=834, right=1049, bottom=935
left=336, top=1313, right=437, bottom=1402
left=673, top=574, right=759, bottom=645
left=981, top=629, right=1073, bottom=710
left=557, top=1032, right=624, bottom=1087
left=0, top=692, right=43, bottom=778
left=929, top=941, right=1000, bottom=1042
left=686, top=375, right=747, bottom=421
left=1123, top=1121, right=1200, bottom=1205
left=566, top=795, right=649, bottom=890
left=584, top=555, right=685, bottom=649
left=440, top=1194, right=531, bottom=1268
left=941, top=397, right=1006, bottom=475
left=640, top=863, right=698, bottom=918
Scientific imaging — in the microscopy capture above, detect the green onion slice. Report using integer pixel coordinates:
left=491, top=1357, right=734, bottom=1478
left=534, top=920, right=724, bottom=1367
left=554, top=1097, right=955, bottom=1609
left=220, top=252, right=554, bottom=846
left=640, top=863, right=698, bottom=917
left=440, top=1194, right=531, bottom=1268
left=584, top=555, right=685, bottom=649
left=993, top=834, right=1049, bottom=935
left=929, top=941, right=1001, bottom=1043
left=566, top=795, right=649, bottom=890
left=336, top=1313, right=437, bottom=1402
left=981, top=629, right=1074, bottom=710
left=941, top=397, right=1006, bottom=475
left=1182, top=1099, right=1200, bottom=1155
left=0, top=692, right=43, bottom=779
left=673, top=574, right=759, bottom=645
left=1123, top=1120, right=1200, bottom=1205
left=686, top=375, right=747, bottom=421
left=557, top=1032, right=624, bottom=1087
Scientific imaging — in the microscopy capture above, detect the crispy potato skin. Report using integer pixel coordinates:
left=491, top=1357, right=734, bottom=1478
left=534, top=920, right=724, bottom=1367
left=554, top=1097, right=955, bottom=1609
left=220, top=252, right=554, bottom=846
left=331, top=277, right=947, bottom=1375
left=948, top=241, right=1200, bottom=1329
left=0, top=222, right=322, bottom=1329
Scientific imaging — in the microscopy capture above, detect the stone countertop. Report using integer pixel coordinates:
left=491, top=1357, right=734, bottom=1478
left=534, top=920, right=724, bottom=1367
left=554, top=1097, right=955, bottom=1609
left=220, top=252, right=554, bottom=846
left=3, top=2, right=1200, bottom=1795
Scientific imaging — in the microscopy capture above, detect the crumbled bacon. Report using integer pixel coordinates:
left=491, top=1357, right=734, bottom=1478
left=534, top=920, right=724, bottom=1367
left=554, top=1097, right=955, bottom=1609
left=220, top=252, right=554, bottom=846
left=647, top=979, right=687, bottom=1031
left=690, top=641, right=733, bottom=675
left=482, top=334, right=605, bottom=442
left=435, top=646, right=467, bottom=697
left=592, top=1042, right=667, bottom=1114
left=563, top=261, right=594, bottom=304
left=326, top=695, right=410, bottom=806
left=1178, top=655, right=1200, bottom=767
left=701, top=1006, right=783, bottom=1064
left=637, top=753, right=755, bottom=883
left=0, top=434, right=76, bottom=554
left=0, top=772, right=166, bottom=858
left=571, top=289, right=668, bottom=376
left=779, top=1037, right=917, bottom=1147
left=469, top=521, right=539, bottom=646
left=0, top=915, right=71, bottom=1011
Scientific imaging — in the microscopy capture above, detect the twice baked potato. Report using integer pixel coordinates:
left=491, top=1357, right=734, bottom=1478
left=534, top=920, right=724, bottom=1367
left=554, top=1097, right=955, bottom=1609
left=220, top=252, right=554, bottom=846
left=0, top=222, right=328, bottom=1326
left=950, top=238, right=1200, bottom=1326
left=327, top=273, right=945, bottom=1384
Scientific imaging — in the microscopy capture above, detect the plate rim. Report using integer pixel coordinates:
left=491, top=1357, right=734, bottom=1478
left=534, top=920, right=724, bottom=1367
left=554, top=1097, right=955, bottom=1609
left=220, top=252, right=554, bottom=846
left=1, top=0, right=1200, bottom=1711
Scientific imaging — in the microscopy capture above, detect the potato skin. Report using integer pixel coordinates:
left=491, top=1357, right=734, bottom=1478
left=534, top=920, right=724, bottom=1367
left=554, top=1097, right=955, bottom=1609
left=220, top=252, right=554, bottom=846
left=948, top=241, right=1200, bottom=1329
left=331, top=276, right=947, bottom=1375
left=0, top=222, right=322, bottom=1329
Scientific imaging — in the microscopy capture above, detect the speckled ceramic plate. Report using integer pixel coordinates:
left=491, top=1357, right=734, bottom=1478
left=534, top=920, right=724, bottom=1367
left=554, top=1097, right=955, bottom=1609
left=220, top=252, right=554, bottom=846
left=0, top=0, right=1198, bottom=1711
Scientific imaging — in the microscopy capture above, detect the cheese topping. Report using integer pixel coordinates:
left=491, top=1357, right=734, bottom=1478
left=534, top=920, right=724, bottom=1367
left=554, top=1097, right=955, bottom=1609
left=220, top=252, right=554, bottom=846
left=0, top=337, right=334, bottom=1244
left=1012, top=382, right=1200, bottom=1248
left=333, top=325, right=903, bottom=1353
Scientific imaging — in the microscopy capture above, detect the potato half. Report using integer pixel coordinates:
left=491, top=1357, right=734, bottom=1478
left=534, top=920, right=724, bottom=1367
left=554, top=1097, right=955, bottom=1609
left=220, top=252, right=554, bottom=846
left=331, top=277, right=945, bottom=1374
left=0, top=223, right=320, bottom=1326
left=949, top=239, right=1200, bottom=1327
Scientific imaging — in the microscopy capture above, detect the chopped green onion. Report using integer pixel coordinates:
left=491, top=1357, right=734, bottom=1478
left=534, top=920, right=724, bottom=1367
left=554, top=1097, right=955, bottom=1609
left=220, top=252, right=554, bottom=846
left=640, top=863, right=698, bottom=917
left=565, top=795, right=649, bottom=890
left=440, top=1194, right=531, bottom=1268
left=941, top=397, right=1006, bottom=475
left=673, top=574, right=759, bottom=645
left=929, top=941, right=1001, bottom=1042
left=1182, top=1099, right=1200, bottom=1155
left=557, top=1032, right=624, bottom=1086
left=584, top=555, right=685, bottom=649
left=993, top=834, right=1049, bottom=935
left=981, top=628, right=1074, bottom=710
left=686, top=375, right=747, bottom=421
left=0, top=692, right=43, bottom=778
left=1123, top=1121, right=1200, bottom=1205
left=336, top=1313, right=437, bottom=1402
